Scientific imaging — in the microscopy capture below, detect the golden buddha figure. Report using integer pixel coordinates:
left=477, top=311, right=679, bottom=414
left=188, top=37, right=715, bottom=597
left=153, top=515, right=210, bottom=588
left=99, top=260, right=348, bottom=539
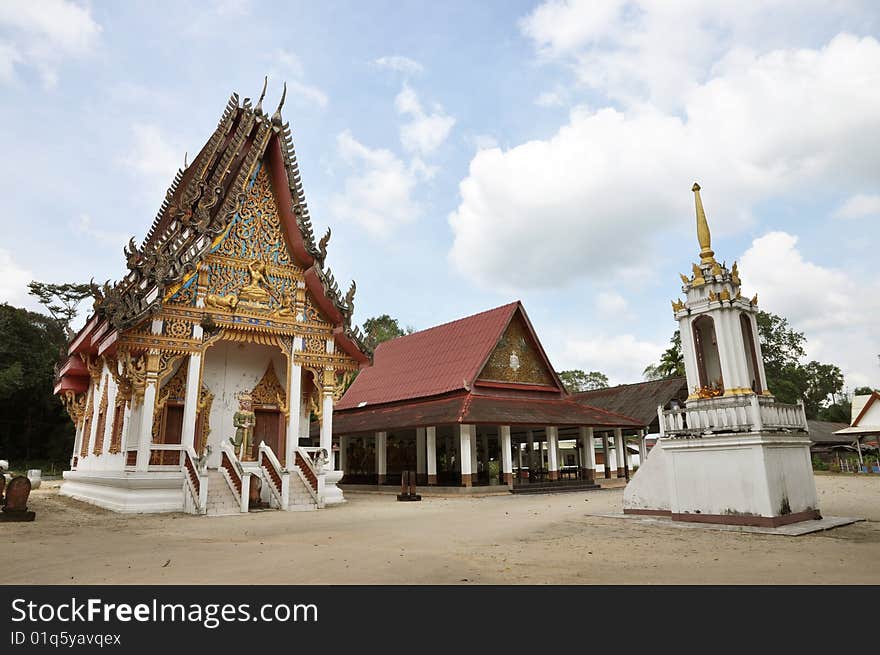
left=238, top=260, right=271, bottom=304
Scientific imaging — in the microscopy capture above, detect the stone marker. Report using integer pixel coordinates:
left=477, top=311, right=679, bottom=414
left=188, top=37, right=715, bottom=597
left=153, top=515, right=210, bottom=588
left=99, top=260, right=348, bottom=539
left=1, top=476, right=36, bottom=522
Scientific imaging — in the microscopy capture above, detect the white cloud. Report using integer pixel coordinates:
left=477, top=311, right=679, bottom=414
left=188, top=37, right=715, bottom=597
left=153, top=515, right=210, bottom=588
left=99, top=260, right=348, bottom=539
left=470, top=134, right=499, bottom=151
left=269, top=49, right=328, bottom=108
left=372, top=55, right=424, bottom=75
left=71, top=214, right=128, bottom=249
left=395, top=84, right=455, bottom=156
left=328, top=130, right=422, bottom=236
left=595, top=290, right=629, bottom=318
left=518, top=1, right=872, bottom=111
left=449, top=34, right=880, bottom=290
left=0, top=248, right=34, bottom=308
left=739, top=231, right=879, bottom=389
left=121, top=123, right=183, bottom=198
left=561, top=332, right=666, bottom=385
left=0, top=0, right=101, bottom=87
left=535, top=89, right=566, bottom=107
left=834, top=193, right=880, bottom=220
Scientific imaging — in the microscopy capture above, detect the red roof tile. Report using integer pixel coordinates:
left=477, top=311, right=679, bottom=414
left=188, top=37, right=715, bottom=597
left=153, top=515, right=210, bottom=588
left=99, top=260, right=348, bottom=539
left=336, top=302, right=520, bottom=410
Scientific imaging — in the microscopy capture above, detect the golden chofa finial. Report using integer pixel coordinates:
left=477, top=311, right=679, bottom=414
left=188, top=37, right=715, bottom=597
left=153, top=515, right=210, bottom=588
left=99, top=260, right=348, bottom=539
left=692, top=182, right=715, bottom=265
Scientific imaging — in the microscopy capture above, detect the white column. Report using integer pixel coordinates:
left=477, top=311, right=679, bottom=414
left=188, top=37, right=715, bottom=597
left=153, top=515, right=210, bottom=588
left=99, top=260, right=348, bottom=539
left=500, top=425, right=512, bottom=487
left=679, top=316, right=699, bottom=395
left=135, top=372, right=158, bottom=471
left=286, top=362, right=302, bottom=466
left=338, top=434, right=348, bottom=474
left=459, top=424, right=474, bottom=486
left=376, top=431, right=387, bottom=484
left=638, top=429, right=647, bottom=463
left=614, top=428, right=624, bottom=477
left=180, top=353, right=202, bottom=451
left=481, top=432, right=489, bottom=473
left=546, top=427, right=559, bottom=479
left=749, top=312, right=770, bottom=393
left=416, top=427, right=426, bottom=477
left=426, top=426, right=437, bottom=485
left=321, top=389, right=334, bottom=467
left=580, top=426, right=596, bottom=481
left=470, top=427, right=479, bottom=480
left=526, top=430, right=535, bottom=471
left=516, top=441, right=523, bottom=474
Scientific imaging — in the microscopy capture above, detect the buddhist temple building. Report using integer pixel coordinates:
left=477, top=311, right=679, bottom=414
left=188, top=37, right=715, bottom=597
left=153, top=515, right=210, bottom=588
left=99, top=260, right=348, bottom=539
left=54, top=84, right=370, bottom=514
left=330, top=302, right=642, bottom=492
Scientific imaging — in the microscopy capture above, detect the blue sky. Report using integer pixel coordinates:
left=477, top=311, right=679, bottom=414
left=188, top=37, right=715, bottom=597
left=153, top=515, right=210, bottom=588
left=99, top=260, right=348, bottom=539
left=1, top=0, right=878, bottom=390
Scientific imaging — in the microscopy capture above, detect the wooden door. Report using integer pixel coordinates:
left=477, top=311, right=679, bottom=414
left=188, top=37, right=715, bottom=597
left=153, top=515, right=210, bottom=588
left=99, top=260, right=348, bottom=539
left=253, top=409, right=281, bottom=459
left=162, top=404, right=184, bottom=444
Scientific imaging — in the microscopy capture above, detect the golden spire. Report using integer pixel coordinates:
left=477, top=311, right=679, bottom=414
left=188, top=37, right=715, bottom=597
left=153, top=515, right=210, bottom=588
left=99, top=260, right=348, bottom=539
left=692, top=182, right=715, bottom=265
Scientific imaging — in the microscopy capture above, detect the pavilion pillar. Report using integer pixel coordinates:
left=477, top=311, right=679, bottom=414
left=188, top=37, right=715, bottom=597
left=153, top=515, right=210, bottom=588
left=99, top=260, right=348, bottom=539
left=526, top=430, right=535, bottom=474
left=638, top=428, right=647, bottom=464
left=579, top=426, right=595, bottom=483
left=614, top=428, right=625, bottom=478
left=516, top=441, right=523, bottom=476
left=416, top=427, right=426, bottom=481
left=500, top=425, right=513, bottom=487
left=339, top=435, right=348, bottom=475
left=601, top=432, right=611, bottom=479
left=135, top=352, right=160, bottom=472
left=459, top=424, right=474, bottom=487
left=481, top=432, right=489, bottom=474
left=285, top=363, right=302, bottom=466
left=376, top=431, right=387, bottom=484
left=426, top=426, right=437, bottom=485
left=180, top=352, right=202, bottom=452
left=546, top=426, right=559, bottom=480
left=470, top=427, right=479, bottom=482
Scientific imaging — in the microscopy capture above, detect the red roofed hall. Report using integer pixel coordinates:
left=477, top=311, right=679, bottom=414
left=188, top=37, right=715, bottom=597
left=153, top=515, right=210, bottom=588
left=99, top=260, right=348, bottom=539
left=329, top=301, right=643, bottom=491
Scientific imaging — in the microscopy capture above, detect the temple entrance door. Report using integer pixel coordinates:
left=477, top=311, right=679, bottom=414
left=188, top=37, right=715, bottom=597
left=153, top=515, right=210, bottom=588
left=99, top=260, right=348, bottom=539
left=162, top=404, right=184, bottom=444
left=252, top=409, right=281, bottom=460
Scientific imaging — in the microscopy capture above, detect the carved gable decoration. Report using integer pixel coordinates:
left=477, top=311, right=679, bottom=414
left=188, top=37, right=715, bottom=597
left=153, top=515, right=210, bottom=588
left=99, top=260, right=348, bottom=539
left=251, top=362, right=287, bottom=412
left=477, top=313, right=556, bottom=387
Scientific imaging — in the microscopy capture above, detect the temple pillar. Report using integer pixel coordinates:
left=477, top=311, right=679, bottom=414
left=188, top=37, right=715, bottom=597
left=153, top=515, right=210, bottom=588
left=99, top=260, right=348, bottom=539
left=517, top=441, right=523, bottom=475
left=614, top=428, right=625, bottom=477
left=526, top=430, right=535, bottom=475
left=180, top=353, right=202, bottom=451
left=481, top=432, right=489, bottom=474
left=602, top=432, right=611, bottom=479
left=320, top=368, right=334, bottom=467
left=416, top=427, right=426, bottom=479
left=547, top=426, right=559, bottom=480
left=426, top=426, right=437, bottom=485
left=376, top=431, right=387, bottom=484
left=286, top=362, right=302, bottom=466
left=500, top=425, right=513, bottom=487
left=638, top=429, right=647, bottom=464
left=135, top=352, right=160, bottom=472
left=459, top=424, right=474, bottom=487
left=580, top=426, right=595, bottom=483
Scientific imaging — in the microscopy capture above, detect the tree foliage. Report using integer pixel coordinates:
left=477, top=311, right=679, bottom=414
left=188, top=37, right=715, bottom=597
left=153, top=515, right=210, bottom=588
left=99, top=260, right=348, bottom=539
left=27, top=281, right=91, bottom=337
left=361, top=314, right=414, bottom=350
left=0, top=303, right=74, bottom=465
left=558, top=369, right=609, bottom=393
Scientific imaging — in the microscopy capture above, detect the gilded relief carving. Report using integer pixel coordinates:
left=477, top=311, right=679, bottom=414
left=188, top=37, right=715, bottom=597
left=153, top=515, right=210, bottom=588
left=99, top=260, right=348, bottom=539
left=478, top=316, right=555, bottom=386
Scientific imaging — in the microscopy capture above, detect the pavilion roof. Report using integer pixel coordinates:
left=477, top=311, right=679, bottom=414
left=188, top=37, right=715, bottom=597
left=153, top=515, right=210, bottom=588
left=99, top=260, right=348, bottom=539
left=336, top=301, right=565, bottom=410
left=571, top=377, right=688, bottom=427
left=330, top=391, right=642, bottom=435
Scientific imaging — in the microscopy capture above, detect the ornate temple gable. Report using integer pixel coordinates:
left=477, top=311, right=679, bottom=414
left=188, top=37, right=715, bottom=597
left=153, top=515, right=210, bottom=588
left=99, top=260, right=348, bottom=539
left=476, top=310, right=561, bottom=390
left=250, top=362, right=287, bottom=413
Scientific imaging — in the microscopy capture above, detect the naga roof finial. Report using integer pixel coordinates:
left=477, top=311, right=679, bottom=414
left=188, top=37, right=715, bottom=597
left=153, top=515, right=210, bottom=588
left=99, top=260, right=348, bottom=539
left=692, top=182, right=715, bottom=265
left=255, top=75, right=268, bottom=113
left=271, top=82, right=287, bottom=125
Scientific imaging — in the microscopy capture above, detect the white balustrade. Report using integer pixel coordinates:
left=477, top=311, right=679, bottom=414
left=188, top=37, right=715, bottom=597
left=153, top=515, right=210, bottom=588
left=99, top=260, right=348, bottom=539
left=661, top=395, right=807, bottom=436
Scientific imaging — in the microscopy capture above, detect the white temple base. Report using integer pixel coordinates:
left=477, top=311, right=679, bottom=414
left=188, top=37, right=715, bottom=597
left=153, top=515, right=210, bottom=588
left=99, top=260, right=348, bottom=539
left=61, top=470, right=185, bottom=514
left=321, top=470, right=346, bottom=506
left=624, top=431, right=820, bottom=527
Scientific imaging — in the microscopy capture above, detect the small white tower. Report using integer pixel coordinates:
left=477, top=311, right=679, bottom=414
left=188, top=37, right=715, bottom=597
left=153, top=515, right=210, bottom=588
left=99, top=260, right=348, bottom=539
left=623, top=183, right=819, bottom=527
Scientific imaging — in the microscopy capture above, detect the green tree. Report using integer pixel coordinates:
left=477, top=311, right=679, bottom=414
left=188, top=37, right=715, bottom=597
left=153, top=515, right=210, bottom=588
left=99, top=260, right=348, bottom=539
left=0, top=303, right=74, bottom=466
left=643, top=330, right=685, bottom=380
left=361, top=314, right=414, bottom=350
left=854, top=386, right=876, bottom=396
left=558, top=369, right=609, bottom=393
left=27, top=281, right=91, bottom=337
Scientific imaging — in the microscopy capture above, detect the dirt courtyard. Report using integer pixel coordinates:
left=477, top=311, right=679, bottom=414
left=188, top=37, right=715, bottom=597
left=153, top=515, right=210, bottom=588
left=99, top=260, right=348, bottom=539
left=2, top=474, right=878, bottom=584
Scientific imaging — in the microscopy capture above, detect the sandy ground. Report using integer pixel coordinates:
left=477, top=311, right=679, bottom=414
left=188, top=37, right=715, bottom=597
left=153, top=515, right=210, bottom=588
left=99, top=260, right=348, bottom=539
left=2, top=474, right=878, bottom=584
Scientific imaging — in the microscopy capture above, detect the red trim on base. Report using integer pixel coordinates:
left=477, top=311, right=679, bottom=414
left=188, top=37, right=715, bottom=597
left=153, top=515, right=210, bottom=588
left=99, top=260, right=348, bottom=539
left=377, top=474, right=385, bottom=485
left=624, top=507, right=823, bottom=527
left=461, top=473, right=472, bottom=487
left=504, top=472, right=513, bottom=486
left=548, top=470, right=558, bottom=481
left=427, top=474, right=437, bottom=485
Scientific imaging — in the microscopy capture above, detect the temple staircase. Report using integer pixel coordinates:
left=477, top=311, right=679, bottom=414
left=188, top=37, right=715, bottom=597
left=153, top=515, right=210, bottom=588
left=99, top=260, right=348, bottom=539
left=205, top=469, right=241, bottom=516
